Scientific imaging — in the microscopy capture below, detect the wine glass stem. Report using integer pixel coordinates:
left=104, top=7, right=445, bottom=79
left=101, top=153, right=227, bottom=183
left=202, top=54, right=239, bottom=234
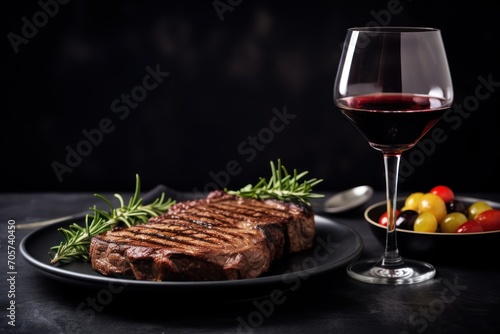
left=381, top=152, right=404, bottom=267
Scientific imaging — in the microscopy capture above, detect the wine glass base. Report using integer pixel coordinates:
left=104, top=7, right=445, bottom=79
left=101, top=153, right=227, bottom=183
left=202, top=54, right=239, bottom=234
left=346, top=258, right=435, bottom=285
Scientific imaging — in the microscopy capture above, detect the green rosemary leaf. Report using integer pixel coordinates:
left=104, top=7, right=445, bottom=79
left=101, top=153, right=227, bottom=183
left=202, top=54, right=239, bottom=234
left=227, top=159, right=324, bottom=205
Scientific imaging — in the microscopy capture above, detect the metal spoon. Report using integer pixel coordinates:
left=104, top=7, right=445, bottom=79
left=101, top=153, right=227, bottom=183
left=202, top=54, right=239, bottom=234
left=323, top=185, right=374, bottom=213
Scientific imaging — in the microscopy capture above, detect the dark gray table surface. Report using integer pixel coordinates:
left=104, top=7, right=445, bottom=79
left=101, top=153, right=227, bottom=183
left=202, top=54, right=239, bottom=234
left=1, top=190, right=499, bottom=334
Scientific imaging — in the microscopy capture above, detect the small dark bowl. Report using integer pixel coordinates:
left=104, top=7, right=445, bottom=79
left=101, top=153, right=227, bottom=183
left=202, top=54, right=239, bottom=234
left=365, top=196, right=500, bottom=264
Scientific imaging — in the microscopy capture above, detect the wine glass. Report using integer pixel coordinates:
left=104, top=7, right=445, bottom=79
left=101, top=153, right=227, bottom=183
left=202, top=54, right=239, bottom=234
left=333, top=27, right=453, bottom=284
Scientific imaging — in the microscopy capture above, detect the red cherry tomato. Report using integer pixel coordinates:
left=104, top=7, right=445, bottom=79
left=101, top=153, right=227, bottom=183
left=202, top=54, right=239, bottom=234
left=378, top=210, right=400, bottom=226
left=455, top=220, right=484, bottom=233
left=430, top=185, right=454, bottom=203
left=475, top=209, right=500, bottom=231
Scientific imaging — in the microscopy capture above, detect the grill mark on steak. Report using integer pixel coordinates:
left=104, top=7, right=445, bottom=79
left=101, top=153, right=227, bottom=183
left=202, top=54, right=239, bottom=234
left=211, top=203, right=289, bottom=219
left=96, top=227, right=219, bottom=250
left=178, top=206, right=273, bottom=227
left=219, top=199, right=292, bottom=213
left=171, top=209, right=243, bottom=227
left=185, top=200, right=293, bottom=225
left=166, top=211, right=256, bottom=238
left=101, top=220, right=255, bottom=250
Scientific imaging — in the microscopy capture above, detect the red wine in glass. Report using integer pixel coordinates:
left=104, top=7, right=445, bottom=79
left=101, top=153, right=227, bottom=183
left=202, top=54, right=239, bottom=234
left=337, top=93, right=449, bottom=152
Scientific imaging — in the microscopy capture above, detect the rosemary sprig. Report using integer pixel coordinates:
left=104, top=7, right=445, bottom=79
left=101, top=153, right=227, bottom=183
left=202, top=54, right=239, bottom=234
left=227, top=159, right=324, bottom=205
left=49, top=174, right=176, bottom=265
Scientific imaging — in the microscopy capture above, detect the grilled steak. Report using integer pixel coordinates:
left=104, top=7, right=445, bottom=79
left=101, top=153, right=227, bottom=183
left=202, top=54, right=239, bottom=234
left=89, top=190, right=315, bottom=281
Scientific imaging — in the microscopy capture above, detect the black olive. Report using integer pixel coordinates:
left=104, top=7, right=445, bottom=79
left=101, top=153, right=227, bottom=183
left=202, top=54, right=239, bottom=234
left=396, top=210, right=419, bottom=230
left=446, top=199, right=467, bottom=215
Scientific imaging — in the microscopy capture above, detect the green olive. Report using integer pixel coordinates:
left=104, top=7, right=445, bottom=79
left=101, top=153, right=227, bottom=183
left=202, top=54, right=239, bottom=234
left=467, top=201, right=492, bottom=220
left=440, top=212, right=468, bottom=233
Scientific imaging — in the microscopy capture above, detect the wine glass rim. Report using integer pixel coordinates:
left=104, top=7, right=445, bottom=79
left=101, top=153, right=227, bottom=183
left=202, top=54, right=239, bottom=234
left=348, top=26, right=440, bottom=33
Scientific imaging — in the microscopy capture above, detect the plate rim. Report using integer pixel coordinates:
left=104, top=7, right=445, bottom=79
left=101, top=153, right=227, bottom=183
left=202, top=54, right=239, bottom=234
left=20, top=215, right=363, bottom=289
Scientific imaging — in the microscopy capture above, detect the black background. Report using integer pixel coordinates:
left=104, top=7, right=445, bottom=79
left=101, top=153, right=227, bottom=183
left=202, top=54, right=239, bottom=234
left=2, top=0, right=499, bottom=195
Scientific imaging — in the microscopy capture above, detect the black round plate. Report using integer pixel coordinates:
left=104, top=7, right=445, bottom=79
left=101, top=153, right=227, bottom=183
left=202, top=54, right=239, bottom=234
left=20, top=215, right=363, bottom=292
